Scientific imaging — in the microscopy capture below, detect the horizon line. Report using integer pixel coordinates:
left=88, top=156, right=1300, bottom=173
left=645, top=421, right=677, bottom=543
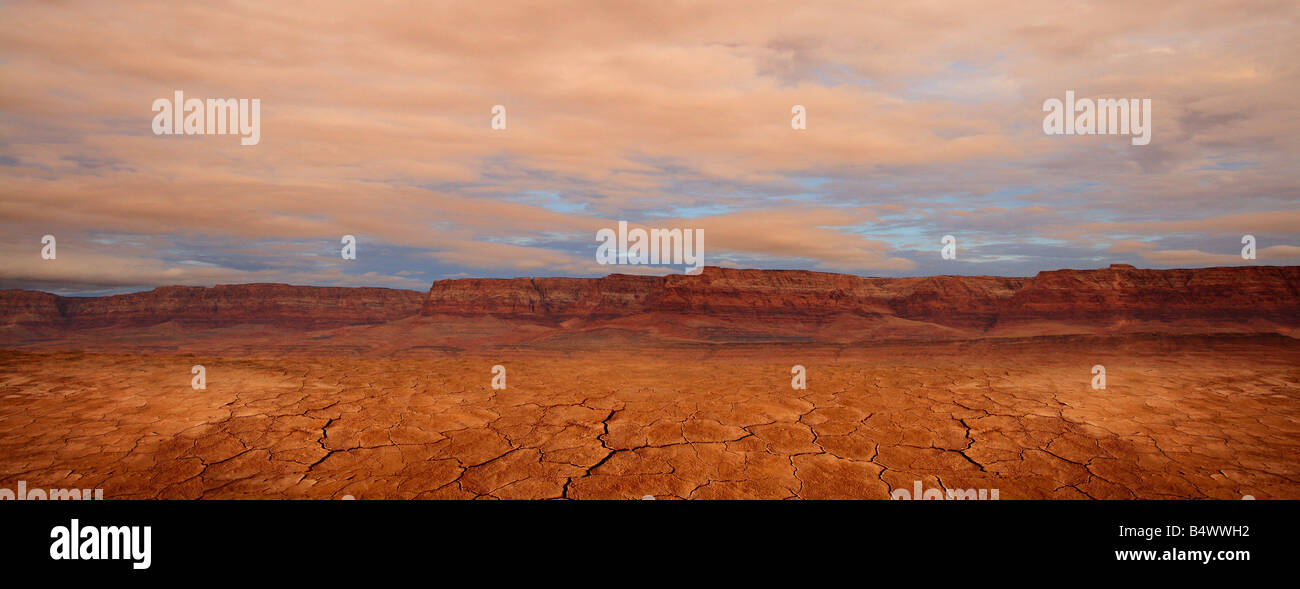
left=7, top=263, right=1297, bottom=298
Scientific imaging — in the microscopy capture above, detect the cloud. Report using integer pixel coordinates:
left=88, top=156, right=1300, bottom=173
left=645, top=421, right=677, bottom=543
left=0, top=1, right=1295, bottom=291
left=1106, top=239, right=1157, bottom=253
left=1140, top=245, right=1300, bottom=267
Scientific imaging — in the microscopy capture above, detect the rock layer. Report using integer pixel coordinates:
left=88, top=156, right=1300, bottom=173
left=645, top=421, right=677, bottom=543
left=421, top=265, right=1300, bottom=332
left=0, top=284, right=425, bottom=330
left=1, top=265, right=1296, bottom=344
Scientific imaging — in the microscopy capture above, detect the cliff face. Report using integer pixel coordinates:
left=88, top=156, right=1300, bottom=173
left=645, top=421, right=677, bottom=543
left=0, top=284, right=425, bottom=329
left=998, top=266, right=1300, bottom=325
left=419, top=267, right=1027, bottom=322
left=420, top=275, right=662, bottom=319
left=1, top=265, right=1296, bottom=338
left=0, top=290, right=64, bottom=325
left=421, top=265, right=1300, bottom=331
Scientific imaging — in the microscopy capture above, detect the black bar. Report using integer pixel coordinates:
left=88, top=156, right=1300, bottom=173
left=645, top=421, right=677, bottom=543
left=3, top=499, right=1291, bottom=579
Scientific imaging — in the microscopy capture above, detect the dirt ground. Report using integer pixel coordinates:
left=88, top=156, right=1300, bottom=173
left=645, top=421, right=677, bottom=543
left=1, top=338, right=1296, bottom=499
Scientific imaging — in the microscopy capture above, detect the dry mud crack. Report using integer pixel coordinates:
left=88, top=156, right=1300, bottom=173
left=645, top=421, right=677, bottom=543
left=1, top=342, right=1296, bottom=500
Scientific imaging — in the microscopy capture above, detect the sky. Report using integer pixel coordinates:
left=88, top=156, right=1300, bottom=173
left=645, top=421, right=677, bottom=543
left=1, top=0, right=1297, bottom=295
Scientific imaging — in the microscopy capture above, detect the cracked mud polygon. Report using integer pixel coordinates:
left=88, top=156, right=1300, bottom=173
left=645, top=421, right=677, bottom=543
left=3, top=336, right=1294, bottom=500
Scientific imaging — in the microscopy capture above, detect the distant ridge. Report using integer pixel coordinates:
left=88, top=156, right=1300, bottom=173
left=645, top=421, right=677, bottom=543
left=420, top=265, right=1300, bottom=332
left=1, top=266, right=1296, bottom=352
left=0, top=284, right=424, bottom=329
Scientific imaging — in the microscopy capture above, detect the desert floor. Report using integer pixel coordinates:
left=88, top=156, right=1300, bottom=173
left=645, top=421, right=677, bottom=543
left=1, top=337, right=1296, bottom=499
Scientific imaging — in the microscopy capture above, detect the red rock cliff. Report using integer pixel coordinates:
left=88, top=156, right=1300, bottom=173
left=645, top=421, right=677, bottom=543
left=2, top=265, right=1295, bottom=335
left=0, top=284, right=425, bottom=329
left=420, top=265, right=1300, bottom=331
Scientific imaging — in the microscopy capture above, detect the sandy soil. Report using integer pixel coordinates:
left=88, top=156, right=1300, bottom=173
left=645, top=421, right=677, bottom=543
left=1, top=338, right=1296, bottom=499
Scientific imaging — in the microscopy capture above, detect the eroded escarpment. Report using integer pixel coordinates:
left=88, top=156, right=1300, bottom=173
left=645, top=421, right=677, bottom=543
left=0, top=284, right=425, bottom=330
left=420, top=265, right=1300, bottom=334
left=2, top=266, right=1296, bottom=353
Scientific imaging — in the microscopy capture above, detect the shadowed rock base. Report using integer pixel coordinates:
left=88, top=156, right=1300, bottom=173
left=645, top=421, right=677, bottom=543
left=1, top=336, right=1295, bottom=500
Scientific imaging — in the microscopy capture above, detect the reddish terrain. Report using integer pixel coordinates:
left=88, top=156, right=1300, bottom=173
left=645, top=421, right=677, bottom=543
left=0, top=265, right=1296, bottom=499
left=4, top=264, right=1296, bottom=353
left=422, top=264, right=1300, bottom=331
left=0, top=284, right=424, bottom=330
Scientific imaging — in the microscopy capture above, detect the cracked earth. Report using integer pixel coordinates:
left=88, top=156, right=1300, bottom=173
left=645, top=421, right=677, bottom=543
left=1, top=340, right=1296, bottom=499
